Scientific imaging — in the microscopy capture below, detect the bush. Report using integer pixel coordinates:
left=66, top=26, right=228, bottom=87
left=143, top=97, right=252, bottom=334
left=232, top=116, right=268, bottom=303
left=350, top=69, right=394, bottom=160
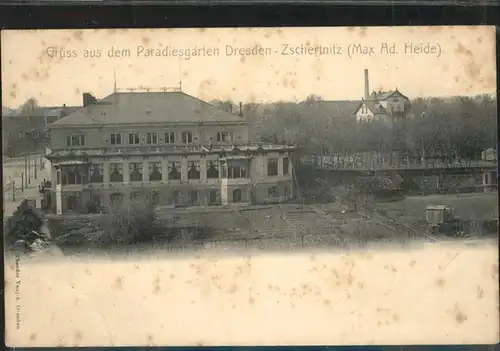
left=5, top=200, right=44, bottom=249
left=95, top=195, right=159, bottom=246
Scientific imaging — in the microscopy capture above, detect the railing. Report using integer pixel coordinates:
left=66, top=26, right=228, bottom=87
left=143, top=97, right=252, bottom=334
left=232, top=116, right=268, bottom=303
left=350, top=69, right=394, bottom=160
left=304, top=157, right=497, bottom=170
left=47, top=142, right=296, bottom=157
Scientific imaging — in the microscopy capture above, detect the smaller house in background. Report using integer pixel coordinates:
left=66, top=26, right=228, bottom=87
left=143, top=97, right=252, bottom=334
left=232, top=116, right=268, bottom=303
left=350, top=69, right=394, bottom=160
left=354, top=69, right=411, bottom=123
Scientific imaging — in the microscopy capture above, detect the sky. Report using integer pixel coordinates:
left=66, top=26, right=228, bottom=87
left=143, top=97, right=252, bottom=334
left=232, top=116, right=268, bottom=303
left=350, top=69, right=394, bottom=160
left=1, top=26, right=497, bottom=108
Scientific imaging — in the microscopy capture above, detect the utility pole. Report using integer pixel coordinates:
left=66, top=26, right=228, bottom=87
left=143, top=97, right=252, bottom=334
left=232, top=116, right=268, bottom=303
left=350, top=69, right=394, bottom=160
left=24, top=156, right=28, bottom=186
left=12, top=180, right=16, bottom=201
left=34, top=157, right=38, bottom=180
left=28, top=157, right=31, bottom=184
left=21, top=173, right=24, bottom=192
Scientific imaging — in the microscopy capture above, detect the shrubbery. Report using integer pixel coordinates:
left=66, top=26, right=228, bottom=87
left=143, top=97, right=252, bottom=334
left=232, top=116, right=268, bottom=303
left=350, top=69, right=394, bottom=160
left=4, top=200, right=44, bottom=250
left=55, top=195, right=166, bottom=250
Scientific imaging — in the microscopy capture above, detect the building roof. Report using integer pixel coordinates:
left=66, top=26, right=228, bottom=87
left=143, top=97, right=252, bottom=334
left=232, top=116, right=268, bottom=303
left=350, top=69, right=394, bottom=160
left=354, top=100, right=387, bottom=115
left=51, top=91, right=247, bottom=127
left=366, top=89, right=410, bottom=102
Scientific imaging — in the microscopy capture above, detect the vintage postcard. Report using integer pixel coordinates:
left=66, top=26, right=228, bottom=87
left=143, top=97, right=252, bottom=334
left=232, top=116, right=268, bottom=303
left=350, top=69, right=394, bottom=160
left=2, top=26, right=498, bottom=346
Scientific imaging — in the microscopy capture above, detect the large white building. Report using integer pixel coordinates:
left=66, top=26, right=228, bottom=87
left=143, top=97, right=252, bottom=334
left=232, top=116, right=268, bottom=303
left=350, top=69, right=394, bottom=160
left=44, top=88, right=295, bottom=214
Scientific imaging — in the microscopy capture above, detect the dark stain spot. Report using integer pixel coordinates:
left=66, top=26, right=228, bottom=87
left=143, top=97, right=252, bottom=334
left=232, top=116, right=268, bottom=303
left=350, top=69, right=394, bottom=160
left=142, top=37, right=150, bottom=45
left=492, top=264, right=498, bottom=279
left=75, top=88, right=81, bottom=95
left=436, top=278, right=446, bottom=288
left=73, top=31, right=84, bottom=41
left=147, top=334, right=154, bottom=344
left=357, top=282, right=364, bottom=289
left=409, top=260, right=416, bottom=267
left=22, top=72, right=29, bottom=80
left=392, top=314, right=399, bottom=322
left=249, top=297, right=255, bottom=304
left=169, top=273, right=175, bottom=279
left=30, top=333, right=37, bottom=341
left=455, top=309, right=467, bottom=324
left=477, top=286, right=484, bottom=299
left=153, top=275, right=160, bottom=294
left=113, top=276, right=124, bottom=290
left=198, top=28, right=206, bottom=33
left=84, top=269, right=91, bottom=275
left=74, top=331, right=82, bottom=344
left=240, top=55, right=246, bottom=63
left=323, top=299, right=330, bottom=305
left=310, top=254, right=316, bottom=262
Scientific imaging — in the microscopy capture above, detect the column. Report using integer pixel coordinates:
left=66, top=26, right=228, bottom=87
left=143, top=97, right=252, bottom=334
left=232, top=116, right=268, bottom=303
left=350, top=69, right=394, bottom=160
left=123, top=161, right=130, bottom=183
left=200, top=157, right=207, bottom=181
left=278, top=156, right=284, bottom=176
left=161, top=157, right=168, bottom=181
left=103, top=161, right=110, bottom=183
left=181, top=157, right=188, bottom=181
left=55, top=184, right=63, bottom=215
left=143, top=159, right=149, bottom=182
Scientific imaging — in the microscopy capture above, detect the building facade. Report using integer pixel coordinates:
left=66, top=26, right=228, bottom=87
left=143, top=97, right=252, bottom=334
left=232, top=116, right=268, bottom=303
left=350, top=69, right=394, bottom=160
left=354, top=69, right=411, bottom=122
left=44, top=89, right=295, bottom=214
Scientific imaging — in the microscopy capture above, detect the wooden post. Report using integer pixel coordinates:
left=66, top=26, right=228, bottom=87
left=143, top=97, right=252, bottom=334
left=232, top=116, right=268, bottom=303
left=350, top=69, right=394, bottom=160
left=34, top=157, right=37, bottom=180
left=21, top=173, right=24, bottom=192
left=12, top=180, right=15, bottom=201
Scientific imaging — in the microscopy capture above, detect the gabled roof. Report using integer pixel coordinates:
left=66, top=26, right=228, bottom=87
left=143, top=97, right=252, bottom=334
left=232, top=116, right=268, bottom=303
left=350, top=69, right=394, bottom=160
left=51, top=91, right=247, bottom=127
left=367, top=89, right=410, bottom=101
left=354, top=100, right=387, bottom=115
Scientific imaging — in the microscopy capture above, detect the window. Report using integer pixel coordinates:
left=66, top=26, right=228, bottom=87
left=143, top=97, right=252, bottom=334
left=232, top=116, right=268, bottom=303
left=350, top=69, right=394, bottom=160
left=172, top=190, right=180, bottom=205
left=168, top=161, right=181, bottom=180
left=109, top=163, right=123, bottom=182
left=67, top=194, right=79, bottom=211
left=284, top=184, right=291, bottom=198
left=268, top=186, right=278, bottom=198
left=182, top=131, right=193, bottom=144
left=128, top=133, right=140, bottom=145
left=232, top=189, right=242, bottom=203
left=110, top=192, right=124, bottom=206
left=228, top=164, right=248, bottom=179
left=148, top=162, right=162, bottom=181
left=129, top=163, right=143, bottom=182
left=130, top=191, right=141, bottom=201
left=146, top=132, right=158, bottom=145
left=267, top=158, right=278, bottom=176
left=89, top=164, right=104, bottom=183
left=61, top=167, right=82, bottom=185
left=216, top=131, right=234, bottom=143
left=164, top=132, right=175, bottom=144
left=206, top=161, right=219, bottom=179
left=66, top=135, right=85, bottom=147
left=208, top=190, right=217, bottom=205
left=189, top=190, right=199, bottom=205
left=283, top=157, right=289, bottom=175
left=110, top=133, right=122, bottom=145
left=187, top=161, right=200, bottom=180
left=150, top=192, right=160, bottom=206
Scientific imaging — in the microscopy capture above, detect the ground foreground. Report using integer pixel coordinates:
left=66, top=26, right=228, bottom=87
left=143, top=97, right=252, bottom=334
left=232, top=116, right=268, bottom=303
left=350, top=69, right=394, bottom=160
left=30, top=192, right=498, bottom=258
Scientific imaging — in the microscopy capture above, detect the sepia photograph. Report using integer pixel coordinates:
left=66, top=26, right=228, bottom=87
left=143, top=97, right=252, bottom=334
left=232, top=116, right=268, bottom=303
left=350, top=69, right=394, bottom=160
left=2, top=26, right=498, bottom=346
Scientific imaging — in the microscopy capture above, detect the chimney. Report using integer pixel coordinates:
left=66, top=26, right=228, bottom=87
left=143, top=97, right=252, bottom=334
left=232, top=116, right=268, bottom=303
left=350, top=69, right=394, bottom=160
left=364, top=69, right=369, bottom=100
left=239, top=102, right=243, bottom=117
left=83, top=93, right=97, bottom=107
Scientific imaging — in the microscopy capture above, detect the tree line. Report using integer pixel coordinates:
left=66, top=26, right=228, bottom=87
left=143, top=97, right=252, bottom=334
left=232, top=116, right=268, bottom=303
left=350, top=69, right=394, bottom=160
left=214, top=94, right=497, bottom=165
